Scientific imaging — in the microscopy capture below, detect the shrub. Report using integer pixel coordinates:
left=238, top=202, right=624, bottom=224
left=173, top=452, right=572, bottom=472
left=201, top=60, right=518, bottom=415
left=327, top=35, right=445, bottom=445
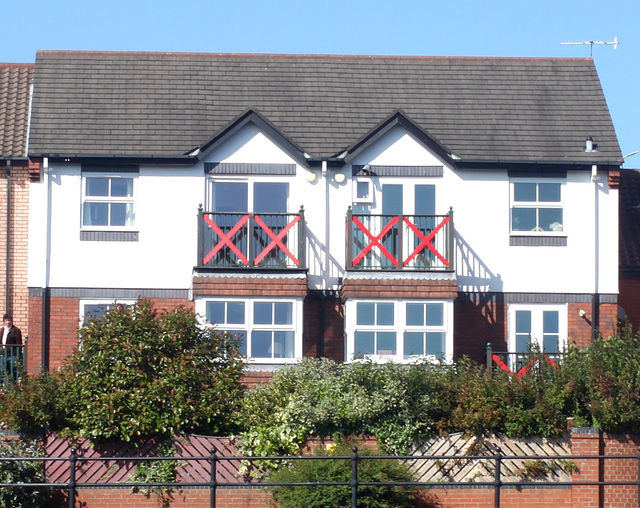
left=269, top=442, right=415, bottom=508
left=64, top=299, right=246, bottom=441
left=0, top=437, right=48, bottom=508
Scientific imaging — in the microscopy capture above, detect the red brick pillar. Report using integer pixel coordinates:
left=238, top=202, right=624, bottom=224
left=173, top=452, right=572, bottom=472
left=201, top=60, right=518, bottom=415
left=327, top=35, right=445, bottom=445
left=571, top=427, right=602, bottom=508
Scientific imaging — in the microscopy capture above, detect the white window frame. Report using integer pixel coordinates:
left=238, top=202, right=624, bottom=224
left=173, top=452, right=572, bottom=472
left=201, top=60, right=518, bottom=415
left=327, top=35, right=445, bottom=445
left=81, top=173, right=136, bottom=230
left=196, top=297, right=303, bottom=364
left=352, top=177, right=374, bottom=205
left=345, top=299, right=454, bottom=364
left=507, top=303, right=568, bottom=358
left=205, top=176, right=290, bottom=213
left=510, top=179, right=564, bottom=235
left=79, top=299, right=137, bottom=327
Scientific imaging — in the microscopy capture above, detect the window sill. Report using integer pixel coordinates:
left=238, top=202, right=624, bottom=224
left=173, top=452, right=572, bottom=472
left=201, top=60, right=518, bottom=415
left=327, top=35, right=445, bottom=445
left=80, top=230, right=139, bottom=242
left=509, top=235, right=567, bottom=247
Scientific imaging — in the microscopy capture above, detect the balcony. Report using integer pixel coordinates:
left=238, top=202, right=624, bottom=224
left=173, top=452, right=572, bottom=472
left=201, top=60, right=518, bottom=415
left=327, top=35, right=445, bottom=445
left=197, top=208, right=305, bottom=270
left=1, top=345, right=24, bottom=385
left=346, top=208, right=454, bottom=271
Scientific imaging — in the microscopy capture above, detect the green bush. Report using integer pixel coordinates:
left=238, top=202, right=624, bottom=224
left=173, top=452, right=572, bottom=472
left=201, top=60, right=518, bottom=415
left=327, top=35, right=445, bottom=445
left=0, top=437, right=48, bottom=508
left=269, top=442, right=415, bottom=508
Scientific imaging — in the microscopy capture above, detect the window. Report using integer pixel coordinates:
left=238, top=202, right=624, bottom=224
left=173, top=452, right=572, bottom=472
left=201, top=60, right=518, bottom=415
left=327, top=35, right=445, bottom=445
left=353, top=177, right=373, bottom=205
left=79, top=299, right=136, bottom=324
left=347, top=300, right=452, bottom=363
left=82, top=175, right=135, bottom=228
left=508, top=304, right=567, bottom=367
left=511, top=181, right=563, bottom=233
left=198, top=298, right=302, bottom=362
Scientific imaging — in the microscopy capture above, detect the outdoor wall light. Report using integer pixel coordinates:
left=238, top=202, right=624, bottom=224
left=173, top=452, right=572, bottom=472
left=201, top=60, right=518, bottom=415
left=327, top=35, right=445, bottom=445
left=306, top=171, right=318, bottom=183
left=334, top=172, right=346, bottom=184
left=578, top=309, right=587, bottom=318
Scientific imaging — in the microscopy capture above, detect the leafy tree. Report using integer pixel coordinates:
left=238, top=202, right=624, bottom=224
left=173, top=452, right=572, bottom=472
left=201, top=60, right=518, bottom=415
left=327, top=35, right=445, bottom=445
left=63, top=298, right=245, bottom=441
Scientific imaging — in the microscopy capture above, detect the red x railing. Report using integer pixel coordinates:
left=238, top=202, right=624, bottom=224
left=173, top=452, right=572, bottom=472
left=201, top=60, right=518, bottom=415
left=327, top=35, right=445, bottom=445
left=347, top=209, right=453, bottom=271
left=198, top=210, right=304, bottom=269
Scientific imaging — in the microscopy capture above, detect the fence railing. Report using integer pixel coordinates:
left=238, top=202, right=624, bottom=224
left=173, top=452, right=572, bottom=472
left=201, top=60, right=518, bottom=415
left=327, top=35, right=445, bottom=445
left=0, top=344, right=24, bottom=385
left=2, top=447, right=640, bottom=508
left=485, top=342, right=566, bottom=378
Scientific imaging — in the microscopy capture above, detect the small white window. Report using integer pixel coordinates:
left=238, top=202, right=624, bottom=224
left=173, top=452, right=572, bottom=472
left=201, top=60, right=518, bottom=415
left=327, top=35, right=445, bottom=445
left=510, top=181, right=563, bottom=233
left=79, top=299, right=136, bottom=325
left=353, top=177, right=374, bottom=204
left=82, top=175, right=136, bottom=229
left=346, top=299, right=453, bottom=363
left=198, top=297, right=302, bottom=363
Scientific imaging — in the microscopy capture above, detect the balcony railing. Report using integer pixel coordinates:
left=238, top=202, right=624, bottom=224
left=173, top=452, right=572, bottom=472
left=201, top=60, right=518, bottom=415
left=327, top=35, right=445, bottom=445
left=197, top=207, right=305, bottom=269
left=1, top=345, right=24, bottom=385
left=346, top=208, right=454, bottom=271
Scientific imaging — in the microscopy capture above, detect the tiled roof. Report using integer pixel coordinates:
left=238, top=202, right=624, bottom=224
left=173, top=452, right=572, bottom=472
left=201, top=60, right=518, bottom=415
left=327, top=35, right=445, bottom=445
left=29, top=51, right=622, bottom=164
left=0, top=63, right=34, bottom=158
left=619, top=169, right=640, bottom=272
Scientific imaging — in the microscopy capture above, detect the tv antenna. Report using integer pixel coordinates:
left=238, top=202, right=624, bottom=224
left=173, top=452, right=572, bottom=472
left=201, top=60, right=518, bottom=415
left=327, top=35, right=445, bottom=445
left=561, top=37, right=619, bottom=57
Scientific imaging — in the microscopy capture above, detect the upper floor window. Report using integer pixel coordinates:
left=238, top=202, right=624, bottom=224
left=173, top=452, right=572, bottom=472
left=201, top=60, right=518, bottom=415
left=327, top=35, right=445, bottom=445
left=199, top=297, right=302, bottom=363
left=209, top=180, right=288, bottom=214
left=82, top=175, right=135, bottom=228
left=511, top=181, right=563, bottom=233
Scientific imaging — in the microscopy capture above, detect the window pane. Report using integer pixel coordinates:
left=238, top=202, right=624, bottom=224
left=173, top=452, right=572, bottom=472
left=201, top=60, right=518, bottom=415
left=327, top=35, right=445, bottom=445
left=376, top=332, right=396, bottom=355
left=354, top=331, right=374, bottom=356
left=111, top=178, right=133, bottom=197
left=404, top=332, right=424, bottom=358
left=110, top=203, right=127, bottom=226
left=406, top=303, right=424, bottom=326
left=274, top=302, right=292, bottom=325
left=543, top=311, right=559, bottom=333
left=254, top=183, right=288, bottom=213
left=512, top=208, right=536, bottom=231
left=227, top=302, right=245, bottom=324
left=83, top=202, right=108, bottom=226
left=86, top=178, right=109, bottom=197
left=514, top=183, right=536, bottom=202
left=426, top=303, right=444, bottom=326
left=274, top=331, right=294, bottom=358
left=84, top=304, right=109, bottom=320
left=538, top=183, right=561, bottom=202
left=254, top=302, right=272, bottom=324
left=376, top=303, right=394, bottom=326
left=207, top=302, right=225, bottom=323
left=426, top=332, right=445, bottom=357
left=539, top=208, right=563, bottom=231
left=515, top=311, right=531, bottom=334
left=251, top=331, right=272, bottom=358
left=215, top=182, right=248, bottom=212
left=415, top=185, right=435, bottom=215
left=357, top=181, right=370, bottom=200
left=516, top=334, right=529, bottom=353
left=544, top=334, right=559, bottom=353
left=382, top=184, right=403, bottom=215
left=357, top=303, right=375, bottom=326
left=235, top=331, right=247, bottom=356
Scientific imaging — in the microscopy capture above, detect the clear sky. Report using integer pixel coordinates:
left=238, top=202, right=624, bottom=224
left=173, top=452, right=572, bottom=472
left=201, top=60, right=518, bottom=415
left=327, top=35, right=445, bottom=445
left=2, top=0, right=638, bottom=163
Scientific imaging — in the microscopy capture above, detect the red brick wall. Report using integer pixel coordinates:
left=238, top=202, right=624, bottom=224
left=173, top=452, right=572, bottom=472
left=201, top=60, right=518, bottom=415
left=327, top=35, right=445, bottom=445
left=0, top=162, right=34, bottom=337
left=303, top=295, right=344, bottom=363
left=619, top=275, right=640, bottom=332
left=27, top=295, right=192, bottom=374
left=341, top=277, right=458, bottom=300
left=568, top=301, right=619, bottom=348
left=454, top=297, right=507, bottom=364
left=416, top=487, right=572, bottom=507
left=193, top=275, right=307, bottom=297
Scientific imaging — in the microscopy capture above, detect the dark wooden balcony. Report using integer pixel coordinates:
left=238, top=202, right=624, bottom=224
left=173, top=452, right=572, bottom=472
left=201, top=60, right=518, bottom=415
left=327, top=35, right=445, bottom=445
left=197, top=207, right=305, bottom=270
left=346, top=208, right=454, bottom=271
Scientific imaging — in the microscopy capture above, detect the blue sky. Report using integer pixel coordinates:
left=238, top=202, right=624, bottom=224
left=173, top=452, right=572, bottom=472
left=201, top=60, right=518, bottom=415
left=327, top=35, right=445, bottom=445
left=3, top=0, right=638, bottom=162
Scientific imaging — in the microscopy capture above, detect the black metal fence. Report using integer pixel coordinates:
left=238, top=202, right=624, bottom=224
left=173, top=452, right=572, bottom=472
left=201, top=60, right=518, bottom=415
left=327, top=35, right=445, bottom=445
left=0, top=344, right=24, bottom=385
left=2, top=447, right=640, bottom=508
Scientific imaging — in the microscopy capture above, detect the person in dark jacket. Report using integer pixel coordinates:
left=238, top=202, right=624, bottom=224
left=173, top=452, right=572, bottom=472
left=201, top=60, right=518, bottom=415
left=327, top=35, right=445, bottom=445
left=2, top=314, right=22, bottom=345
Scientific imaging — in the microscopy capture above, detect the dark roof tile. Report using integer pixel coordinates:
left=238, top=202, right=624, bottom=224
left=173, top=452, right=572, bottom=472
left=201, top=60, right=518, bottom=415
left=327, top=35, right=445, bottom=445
left=0, top=63, right=34, bottom=158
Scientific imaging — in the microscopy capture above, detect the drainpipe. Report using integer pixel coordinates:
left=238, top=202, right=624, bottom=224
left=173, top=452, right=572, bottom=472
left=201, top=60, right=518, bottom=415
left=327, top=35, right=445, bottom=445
left=320, top=160, right=329, bottom=357
left=42, top=157, right=51, bottom=370
left=5, top=160, right=11, bottom=314
left=592, top=164, right=599, bottom=339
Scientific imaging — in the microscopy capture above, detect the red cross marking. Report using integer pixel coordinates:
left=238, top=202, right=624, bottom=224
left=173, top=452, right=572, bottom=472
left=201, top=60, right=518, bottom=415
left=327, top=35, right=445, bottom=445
left=403, top=215, right=450, bottom=267
left=253, top=215, right=301, bottom=266
left=202, top=214, right=250, bottom=265
left=351, top=216, right=400, bottom=267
